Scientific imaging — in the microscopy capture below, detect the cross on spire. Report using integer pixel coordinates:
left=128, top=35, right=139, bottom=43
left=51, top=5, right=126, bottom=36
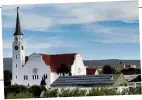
left=14, top=7, right=23, bottom=36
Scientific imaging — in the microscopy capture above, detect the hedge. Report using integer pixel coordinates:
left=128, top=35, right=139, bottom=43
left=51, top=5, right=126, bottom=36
left=5, top=85, right=142, bottom=99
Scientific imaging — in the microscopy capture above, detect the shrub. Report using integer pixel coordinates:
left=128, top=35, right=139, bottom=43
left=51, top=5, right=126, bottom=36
left=29, top=85, right=46, bottom=97
left=127, top=87, right=141, bottom=95
left=70, top=88, right=87, bottom=96
left=7, top=92, right=34, bottom=99
left=45, top=88, right=58, bottom=97
left=87, top=87, right=118, bottom=96
left=5, top=84, right=27, bottom=94
left=59, top=88, right=72, bottom=97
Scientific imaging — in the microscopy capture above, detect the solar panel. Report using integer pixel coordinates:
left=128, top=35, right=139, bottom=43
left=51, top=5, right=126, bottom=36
left=51, top=74, right=117, bottom=86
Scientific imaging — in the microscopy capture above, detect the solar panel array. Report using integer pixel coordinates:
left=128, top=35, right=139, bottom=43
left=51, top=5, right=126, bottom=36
left=51, top=74, right=118, bottom=87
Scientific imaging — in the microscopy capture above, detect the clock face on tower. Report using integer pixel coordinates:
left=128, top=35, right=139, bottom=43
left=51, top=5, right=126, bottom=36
left=15, top=46, right=18, bottom=50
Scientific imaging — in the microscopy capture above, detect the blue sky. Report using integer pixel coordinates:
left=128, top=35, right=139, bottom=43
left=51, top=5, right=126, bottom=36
left=2, top=1, right=140, bottom=60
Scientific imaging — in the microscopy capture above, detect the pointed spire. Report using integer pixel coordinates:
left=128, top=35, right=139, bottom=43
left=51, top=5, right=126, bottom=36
left=14, top=7, right=23, bottom=36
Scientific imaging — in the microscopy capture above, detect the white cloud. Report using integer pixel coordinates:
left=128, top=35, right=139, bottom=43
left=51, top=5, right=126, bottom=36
left=3, top=36, right=77, bottom=49
left=2, top=1, right=139, bottom=31
left=2, top=10, right=53, bottom=31
left=85, top=24, right=139, bottom=43
left=55, top=1, right=138, bottom=24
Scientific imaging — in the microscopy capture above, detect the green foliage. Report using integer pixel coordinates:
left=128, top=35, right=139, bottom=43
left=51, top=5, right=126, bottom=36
left=102, top=65, right=116, bottom=74
left=121, top=68, right=141, bottom=75
left=7, top=92, right=34, bottom=99
left=29, top=85, right=46, bottom=97
left=57, top=64, right=71, bottom=76
left=6, top=84, right=27, bottom=94
left=58, top=88, right=87, bottom=97
left=4, top=70, right=12, bottom=81
left=127, top=87, right=141, bottom=95
left=45, top=88, right=58, bottom=97
left=5, top=85, right=142, bottom=99
left=59, top=88, right=72, bottom=97
left=71, top=88, right=87, bottom=96
left=4, top=70, right=12, bottom=86
left=87, top=87, right=118, bottom=96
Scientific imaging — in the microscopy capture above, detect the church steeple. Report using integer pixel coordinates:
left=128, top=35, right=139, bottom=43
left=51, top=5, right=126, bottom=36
left=14, top=7, right=23, bottom=36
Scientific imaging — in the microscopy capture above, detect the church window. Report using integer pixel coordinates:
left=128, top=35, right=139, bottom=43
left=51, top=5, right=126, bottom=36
left=15, top=37, right=18, bottom=41
left=24, top=75, right=28, bottom=80
left=21, top=46, right=24, bottom=50
left=16, top=76, right=17, bottom=78
left=26, top=75, right=28, bottom=80
left=33, top=75, right=34, bottom=80
left=32, top=75, right=38, bottom=80
left=16, top=64, right=17, bottom=68
left=16, top=55, right=17, bottom=59
left=37, top=75, right=39, bottom=79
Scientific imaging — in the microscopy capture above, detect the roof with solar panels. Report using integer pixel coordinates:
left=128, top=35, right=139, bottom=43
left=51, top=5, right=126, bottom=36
left=51, top=74, right=128, bottom=87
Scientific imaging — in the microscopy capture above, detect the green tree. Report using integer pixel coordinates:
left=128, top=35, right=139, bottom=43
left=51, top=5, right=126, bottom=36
left=102, top=65, right=116, bottom=74
left=4, top=70, right=12, bottom=86
left=57, top=64, right=71, bottom=76
left=4, top=70, right=12, bottom=81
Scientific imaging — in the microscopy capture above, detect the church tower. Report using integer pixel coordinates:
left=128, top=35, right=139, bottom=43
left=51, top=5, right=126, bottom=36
left=12, top=7, right=25, bottom=84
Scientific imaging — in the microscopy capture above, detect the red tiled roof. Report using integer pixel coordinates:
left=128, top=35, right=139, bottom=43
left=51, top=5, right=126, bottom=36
left=40, top=53, right=76, bottom=72
left=86, top=68, right=97, bottom=75
left=25, top=53, right=77, bottom=72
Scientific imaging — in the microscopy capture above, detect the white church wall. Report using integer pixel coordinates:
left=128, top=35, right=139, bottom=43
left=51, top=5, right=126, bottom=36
left=50, top=72, right=58, bottom=85
left=12, top=35, right=25, bottom=85
left=19, top=53, right=51, bottom=87
left=71, top=53, right=86, bottom=75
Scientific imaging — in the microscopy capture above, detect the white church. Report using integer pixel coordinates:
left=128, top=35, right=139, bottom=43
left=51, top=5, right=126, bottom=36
left=11, top=8, right=87, bottom=87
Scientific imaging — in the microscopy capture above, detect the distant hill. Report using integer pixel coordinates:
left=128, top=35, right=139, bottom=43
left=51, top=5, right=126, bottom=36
left=84, top=59, right=141, bottom=68
left=3, top=58, right=141, bottom=72
left=3, top=58, right=12, bottom=72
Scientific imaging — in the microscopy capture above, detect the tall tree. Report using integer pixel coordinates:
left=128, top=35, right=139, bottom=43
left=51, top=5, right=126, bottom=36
left=57, top=64, right=71, bottom=76
left=4, top=70, right=12, bottom=81
left=4, top=70, right=12, bottom=86
left=102, top=65, right=116, bottom=74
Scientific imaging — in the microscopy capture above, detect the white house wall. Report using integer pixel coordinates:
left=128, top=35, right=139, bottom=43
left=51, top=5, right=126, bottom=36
left=71, top=54, right=86, bottom=75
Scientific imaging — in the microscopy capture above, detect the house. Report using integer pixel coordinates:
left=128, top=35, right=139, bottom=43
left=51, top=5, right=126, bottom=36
left=11, top=7, right=86, bottom=87
left=127, top=75, right=141, bottom=88
left=86, top=68, right=99, bottom=75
